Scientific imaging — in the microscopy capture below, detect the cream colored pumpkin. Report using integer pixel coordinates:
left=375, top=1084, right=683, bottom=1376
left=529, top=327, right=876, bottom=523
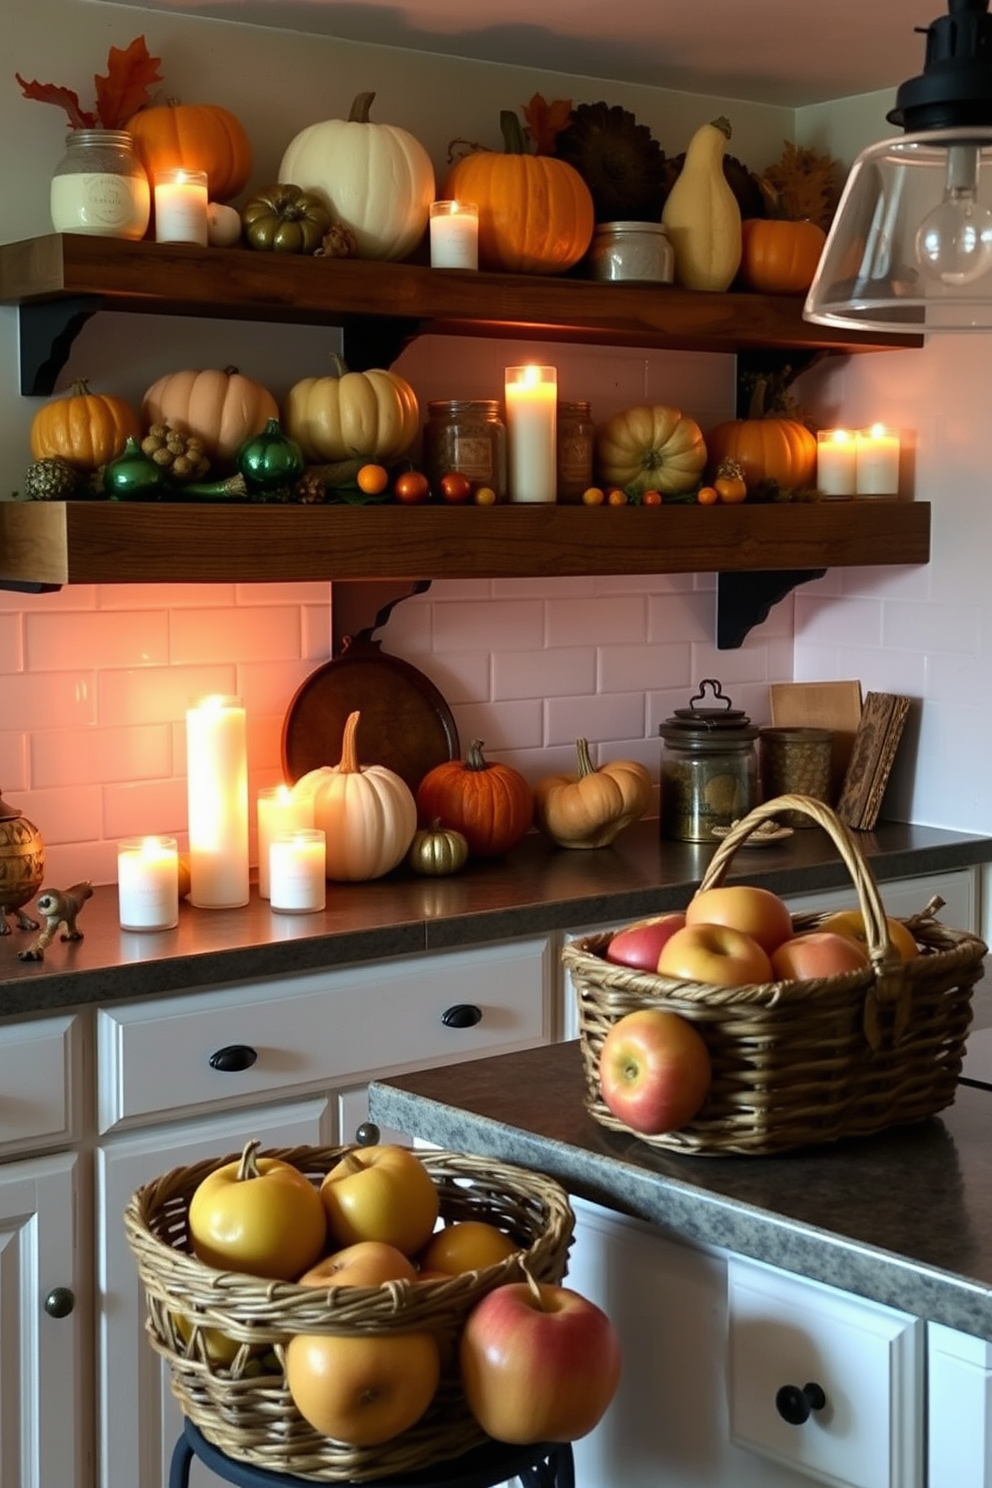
left=595, top=405, right=707, bottom=495
left=662, top=116, right=742, bottom=292
left=278, top=91, right=435, bottom=262
left=142, top=367, right=278, bottom=465
left=291, top=711, right=416, bottom=881
left=534, top=738, right=653, bottom=849
left=283, top=356, right=420, bottom=463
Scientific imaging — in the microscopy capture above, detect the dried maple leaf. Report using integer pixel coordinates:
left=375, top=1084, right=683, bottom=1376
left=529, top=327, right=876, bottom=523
left=15, top=35, right=162, bottom=132
left=14, top=77, right=96, bottom=129
left=522, top=93, right=573, bottom=156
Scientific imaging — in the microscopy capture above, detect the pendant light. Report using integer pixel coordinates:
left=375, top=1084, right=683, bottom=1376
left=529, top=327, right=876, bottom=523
left=804, top=0, right=992, bottom=333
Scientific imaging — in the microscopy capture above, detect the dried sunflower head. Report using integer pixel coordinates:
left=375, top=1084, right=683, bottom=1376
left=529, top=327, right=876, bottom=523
left=553, top=101, right=667, bottom=223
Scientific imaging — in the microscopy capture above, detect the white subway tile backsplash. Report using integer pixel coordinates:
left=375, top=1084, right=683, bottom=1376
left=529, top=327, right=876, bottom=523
left=427, top=652, right=492, bottom=707
left=545, top=691, right=646, bottom=747
left=0, top=613, right=22, bottom=671
left=0, top=735, right=28, bottom=791
left=545, top=595, right=646, bottom=648
left=99, top=665, right=239, bottom=726
left=493, top=647, right=595, bottom=701
left=2, top=670, right=97, bottom=730
left=169, top=606, right=304, bottom=665
left=31, top=724, right=173, bottom=789
left=599, top=642, right=690, bottom=694
left=26, top=609, right=169, bottom=671
left=434, top=599, right=545, bottom=651
left=450, top=699, right=544, bottom=754
left=103, top=778, right=189, bottom=840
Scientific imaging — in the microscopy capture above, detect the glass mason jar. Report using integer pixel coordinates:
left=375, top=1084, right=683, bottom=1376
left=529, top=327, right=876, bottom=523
left=588, top=221, right=675, bottom=283
left=659, top=680, right=758, bottom=842
left=556, top=400, right=595, bottom=503
left=423, top=399, right=508, bottom=500
left=50, top=129, right=150, bottom=240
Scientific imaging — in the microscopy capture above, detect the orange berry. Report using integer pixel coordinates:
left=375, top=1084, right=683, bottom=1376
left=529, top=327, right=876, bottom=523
left=356, top=463, right=389, bottom=495
left=607, top=487, right=628, bottom=506
left=642, top=490, right=663, bottom=506
left=697, top=485, right=719, bottom=505
left=474, top=486, right=497, bottom=505
left=582, top=486, right=605, bottom=506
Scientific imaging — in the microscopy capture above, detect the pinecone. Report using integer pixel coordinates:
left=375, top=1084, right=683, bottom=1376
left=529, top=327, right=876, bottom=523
left=293, top=470, right=328, bottom=504
left=141, top=423, right=210, bottom=483
left=23, top=457, right=79, bottom=501
left=553, top=102, right=667, bottom=223
left=314, top=222, right=359, bottom=259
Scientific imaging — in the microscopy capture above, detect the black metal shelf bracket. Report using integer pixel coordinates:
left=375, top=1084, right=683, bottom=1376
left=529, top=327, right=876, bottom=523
left=716, top=569, right=826, bottom=649
left=19, top=296, right=102, bottom=395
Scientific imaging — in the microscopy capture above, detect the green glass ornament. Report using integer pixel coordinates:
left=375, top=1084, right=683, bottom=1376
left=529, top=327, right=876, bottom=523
left=236, top=418, right=304, bottom=493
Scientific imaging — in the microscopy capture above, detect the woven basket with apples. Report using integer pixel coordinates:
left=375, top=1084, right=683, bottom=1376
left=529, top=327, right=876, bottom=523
left=563, top=795, right=987, bottom=1157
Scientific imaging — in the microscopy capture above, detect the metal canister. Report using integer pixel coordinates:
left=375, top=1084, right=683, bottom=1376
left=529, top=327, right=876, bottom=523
left=759, top=727, right=833, bottom=826
left=659, top=680, right=758, bottom=842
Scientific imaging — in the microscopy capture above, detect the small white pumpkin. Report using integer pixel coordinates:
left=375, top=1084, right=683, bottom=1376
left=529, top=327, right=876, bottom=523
left=278, top=91, right=435, bottom=262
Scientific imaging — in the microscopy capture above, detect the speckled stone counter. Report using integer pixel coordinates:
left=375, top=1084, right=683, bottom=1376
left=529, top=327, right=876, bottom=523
left=2, top=817, right=990, bottom=1019
left=370, top=1031, right=992, bottom=1343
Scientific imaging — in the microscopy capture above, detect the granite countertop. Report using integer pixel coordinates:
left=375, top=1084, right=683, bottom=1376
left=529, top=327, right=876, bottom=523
left=1, top=817, right=990, bottom=1020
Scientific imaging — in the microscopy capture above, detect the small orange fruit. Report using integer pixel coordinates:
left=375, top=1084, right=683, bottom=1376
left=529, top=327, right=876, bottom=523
left=357, top=463, right=389, bottom=495
left=697, top=485, right=719, bottom=505
left=582, top=486, right=605, bottom=506
left=642, top=490, right=663, bottom=506
left=607, top=487, right=628, bottom=506
left=474, top=486, right=497, bottom=505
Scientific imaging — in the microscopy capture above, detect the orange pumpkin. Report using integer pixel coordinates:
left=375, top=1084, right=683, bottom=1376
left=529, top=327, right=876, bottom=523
left=416, top=741, right=533, bottom=858
left=442, top=112, right=594, bottom=275
left=738, top=219, right=827, bottom=295
left=29, top=379, right=140, bottom=470
left=706, top=414, right=817, bottom=493
left=142, top=367, right=278, bottom=465
left=126, top=102, right=252, bottom=203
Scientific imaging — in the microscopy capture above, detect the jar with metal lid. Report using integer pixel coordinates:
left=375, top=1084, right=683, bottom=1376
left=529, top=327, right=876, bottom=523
left=588, top=221, right=674, bottom=284
left=659, top=679, right=758, bottom=842
left=423, top=399, right=507, bottom=500
left=50, top=129, right=150, bottom=240
left=556, top=400, right=595, bottom=503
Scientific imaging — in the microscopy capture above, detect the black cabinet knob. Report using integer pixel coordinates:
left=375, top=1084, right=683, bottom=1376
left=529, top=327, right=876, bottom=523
left=355, top=1122, right=380, bottom=1146
left=44, top=1286, right=75, bottom=1319
left=776, top=1381, right=827, bottom=1425
left=441, top=1003, right=482, bottom=1029
left=208, top=1044, right=258, bottom=1073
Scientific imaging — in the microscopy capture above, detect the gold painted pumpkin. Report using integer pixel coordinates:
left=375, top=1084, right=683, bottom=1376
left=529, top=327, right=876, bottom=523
left=739, top=218, right=827, bottom=295
left=534, top=739, right=653, bottom=849
left=283, top=355, right=419, bottom=464
left=407, top=819, right=469, bottom=877
left=126, top=101, right=252, bottom=203
left=142, top=367, right=278, bottom=466
left=29, top=380, right=140, bottom=470
left=595, top=405, right=706, bottom=496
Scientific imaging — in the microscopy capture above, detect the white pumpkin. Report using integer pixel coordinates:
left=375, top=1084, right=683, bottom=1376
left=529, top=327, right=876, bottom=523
left=278, top=91, right=435, bottom=262
left=291, top=712, right=417, bottom=881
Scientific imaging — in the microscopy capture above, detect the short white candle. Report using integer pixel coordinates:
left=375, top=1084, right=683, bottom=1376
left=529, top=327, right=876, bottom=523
left=429, top=200, right=479, bottom=270
left=270, top=829, right=326, bottom=914
left=856, top=424, right=901, bottom=496
left=505, top=365, right=558, bottom=503
left=117, top=836, right=179, bottom=932
left=186, top=694, right=250, bottom=908
left=154, top=168, right=209, bottom=245
left=257, top=784, right=313, bottom=899
left=816, top=428, right=857, bottom=497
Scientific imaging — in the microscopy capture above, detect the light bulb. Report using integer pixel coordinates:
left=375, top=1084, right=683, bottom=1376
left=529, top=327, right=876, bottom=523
left=915, top=141, right=992, bottom=285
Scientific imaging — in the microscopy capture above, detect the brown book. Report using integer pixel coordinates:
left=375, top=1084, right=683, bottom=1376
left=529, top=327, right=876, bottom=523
left=837, top=692, right=912, bottom=830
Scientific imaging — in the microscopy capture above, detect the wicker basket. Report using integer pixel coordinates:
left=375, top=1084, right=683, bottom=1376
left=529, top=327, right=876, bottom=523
left=564, top=794, right=988, bottom=1157
left=124, top=1144, right=574, bottom=1481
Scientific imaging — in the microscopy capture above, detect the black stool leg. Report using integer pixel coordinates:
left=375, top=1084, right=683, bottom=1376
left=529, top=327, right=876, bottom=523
left=517, top=1442, right=575, bottom=1488
left=169, top=1430, right=193, bottom=1488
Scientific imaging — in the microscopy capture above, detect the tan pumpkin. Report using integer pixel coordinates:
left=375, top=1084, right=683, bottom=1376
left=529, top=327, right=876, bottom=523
left=278, top=91, right=435, bottom=262
left=535, top=739, right=653, bottom=849
left=142, top=367, right=278, bottom=466
left=283, top=355, right=419, bottom=464
left=29, top=379, right=140, bottom=470
left=291, top=711, right=417, bottom=881
left=595, top=405, right=707, bottom=496
left=126, top=100, right=253, bottom=203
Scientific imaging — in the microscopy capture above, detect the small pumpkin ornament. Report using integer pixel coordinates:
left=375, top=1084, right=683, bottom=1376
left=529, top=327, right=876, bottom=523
left=706, top=377, right=817, bottom=494
left=416, top=741, right=533, bottom=859
left=142, top=366, right=279, bottom=467
left=595, top=405, right=706, bottom=496
left=278, top=91, right=435, bottom=262
left=292, top=711, right=417, bottom=881
left=738, top=218, right=827, bottom=295
left=661, top=116, right=742, bottom=292
left=283, top=355, right=420, bottom=465
left=241, top=183, right=333, bottom=255
left=236, top=418, right=304, bottom=493
left=534, top=739, right=653, bottom=849
left=442, top=110, right=594, bottom=275
left=126, top=100, right=252, bottom=203
left=29, top=380, right=141, bottom=471
left=407, top=819, right=469, bottom=877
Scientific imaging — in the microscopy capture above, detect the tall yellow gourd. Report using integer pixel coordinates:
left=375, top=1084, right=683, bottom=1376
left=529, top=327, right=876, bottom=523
left=661, top=117, right=742, bottom=292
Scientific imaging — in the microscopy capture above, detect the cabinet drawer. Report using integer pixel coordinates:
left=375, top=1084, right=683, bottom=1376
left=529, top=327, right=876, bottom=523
left=728, top=1256, right=923, bottom=1488
left=0, top=1015, right=81, bottom=1155
left=927, top=1323, right=992, bottom=1488
left=97, top=938, right=552, bottom=1132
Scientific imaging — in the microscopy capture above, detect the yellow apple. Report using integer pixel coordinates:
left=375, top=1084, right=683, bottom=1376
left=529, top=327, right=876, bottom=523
left=419, top=1220, right=521, bottom=1276
left=319, top=1145, right=440, bottom=1255
left=656, top=922, right=772, bottom=986
left=298, top=1240, right=418, bottom=1288
left=685, top=884, right=794, bottom=955
left=819, top=909, right=919, bottom=962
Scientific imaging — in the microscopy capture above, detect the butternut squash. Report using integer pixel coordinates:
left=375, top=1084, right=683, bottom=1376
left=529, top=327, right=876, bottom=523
left=661, top=117, right=742, bottom=292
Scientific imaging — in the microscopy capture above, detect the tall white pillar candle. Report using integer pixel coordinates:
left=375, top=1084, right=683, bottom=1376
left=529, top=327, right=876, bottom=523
left=505, top=365, right=558, bottom=502
left=270, top=829, right=326, bottom=914
left=257, top=784, right=313, bottom=899
left=856, top=424, right=901, bottom=496
left=429, top=200, right=479, bottom=269
left=154, top=168, right=209, bottom=245
left=117, top=836, right=179, bottom=931
left=816, top=428, right=857, bottom=497
left=186, top=694, right=250, bottom=908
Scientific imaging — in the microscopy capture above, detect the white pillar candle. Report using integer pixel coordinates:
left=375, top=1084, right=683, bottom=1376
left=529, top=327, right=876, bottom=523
left=154, top=168, right=209, bottom=246
left=256, top=784, right=313, bottom=899
left=816, top=428, right=857, bottom=497
left=505, top=365, right=558, bottom=503
left=429, top=200, right=479, bottom=269
left=185, top=694, right=250, bottom=908
left=117, top=836, right=179, bottom=931
left=270, top=829, right=326, bottom=914
left=856, top=424, right=901, bottom=496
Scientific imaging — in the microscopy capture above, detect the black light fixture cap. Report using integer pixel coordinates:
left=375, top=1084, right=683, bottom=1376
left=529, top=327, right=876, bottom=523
left=887, top=0, right=992, bottom=132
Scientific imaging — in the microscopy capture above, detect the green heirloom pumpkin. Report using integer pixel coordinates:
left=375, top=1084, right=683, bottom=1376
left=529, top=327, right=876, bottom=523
left=242, top=183, right=333, bottom=254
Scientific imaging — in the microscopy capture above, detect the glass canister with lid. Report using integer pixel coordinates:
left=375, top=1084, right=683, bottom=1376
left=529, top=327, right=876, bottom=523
left=50, top=129, right=151, bottom=240
left=659, top=679, right=758, bottom=842
left=423, top=399, right=508, bottom=501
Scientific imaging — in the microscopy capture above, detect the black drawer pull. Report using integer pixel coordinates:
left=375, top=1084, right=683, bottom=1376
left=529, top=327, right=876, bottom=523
left=776, top=1381, right=826, bottom=1425
left=44, top=1286, right=75, bottom=1319
left=355, top=1122, right=381, bottom=1147
left=441, top=1003, right=483, bottom=1029
left=209, top=1044, right=258, bottom=1073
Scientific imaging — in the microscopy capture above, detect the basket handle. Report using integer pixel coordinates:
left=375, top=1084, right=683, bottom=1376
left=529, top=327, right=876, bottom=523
left=697, top=794, right=908, bottom=1047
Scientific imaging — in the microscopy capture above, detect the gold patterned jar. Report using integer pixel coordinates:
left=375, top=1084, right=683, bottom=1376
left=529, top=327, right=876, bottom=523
left=0, top=788, right=45, bottom=931
left=759, top=727, right=833, bottom=826
left=556, top=401, right=595, bottom=503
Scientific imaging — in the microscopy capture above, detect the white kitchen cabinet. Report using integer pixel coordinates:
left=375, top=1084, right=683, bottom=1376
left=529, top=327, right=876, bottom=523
left=785, top=866, right=980, bottom=933
left=928, top=1323, right=992, bottom=1488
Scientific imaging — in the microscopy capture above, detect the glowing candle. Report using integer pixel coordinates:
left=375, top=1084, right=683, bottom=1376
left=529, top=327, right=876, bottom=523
left=270, top=829, right=326, bottom=914
left=429, top=200, right=479, bottom=269
left=154, top=168, right=209, bottom=245
left=816, top=428, right=857, bottom=497
left=117, top=836, right=179, bottom=931
left=256, top=784, right=313, bottom=899
left=856, top=424, right=901, bottom=496
left=185, top=694, right=249, bottom=908
left=505, top=365, right=558, bottom=502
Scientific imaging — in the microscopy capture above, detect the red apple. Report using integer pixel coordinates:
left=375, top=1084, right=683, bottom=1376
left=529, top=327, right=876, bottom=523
left=605, top=911, right=687, bottom=971
left=771, top=929, right=870, bottom=982
left=459, top=1277, right=621, bottom=1444
left=685, top=884, right=793, bottom=955
left=656, top=922, right=773, bottom=986
left=599, top=1008, right=711, bottom=1134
